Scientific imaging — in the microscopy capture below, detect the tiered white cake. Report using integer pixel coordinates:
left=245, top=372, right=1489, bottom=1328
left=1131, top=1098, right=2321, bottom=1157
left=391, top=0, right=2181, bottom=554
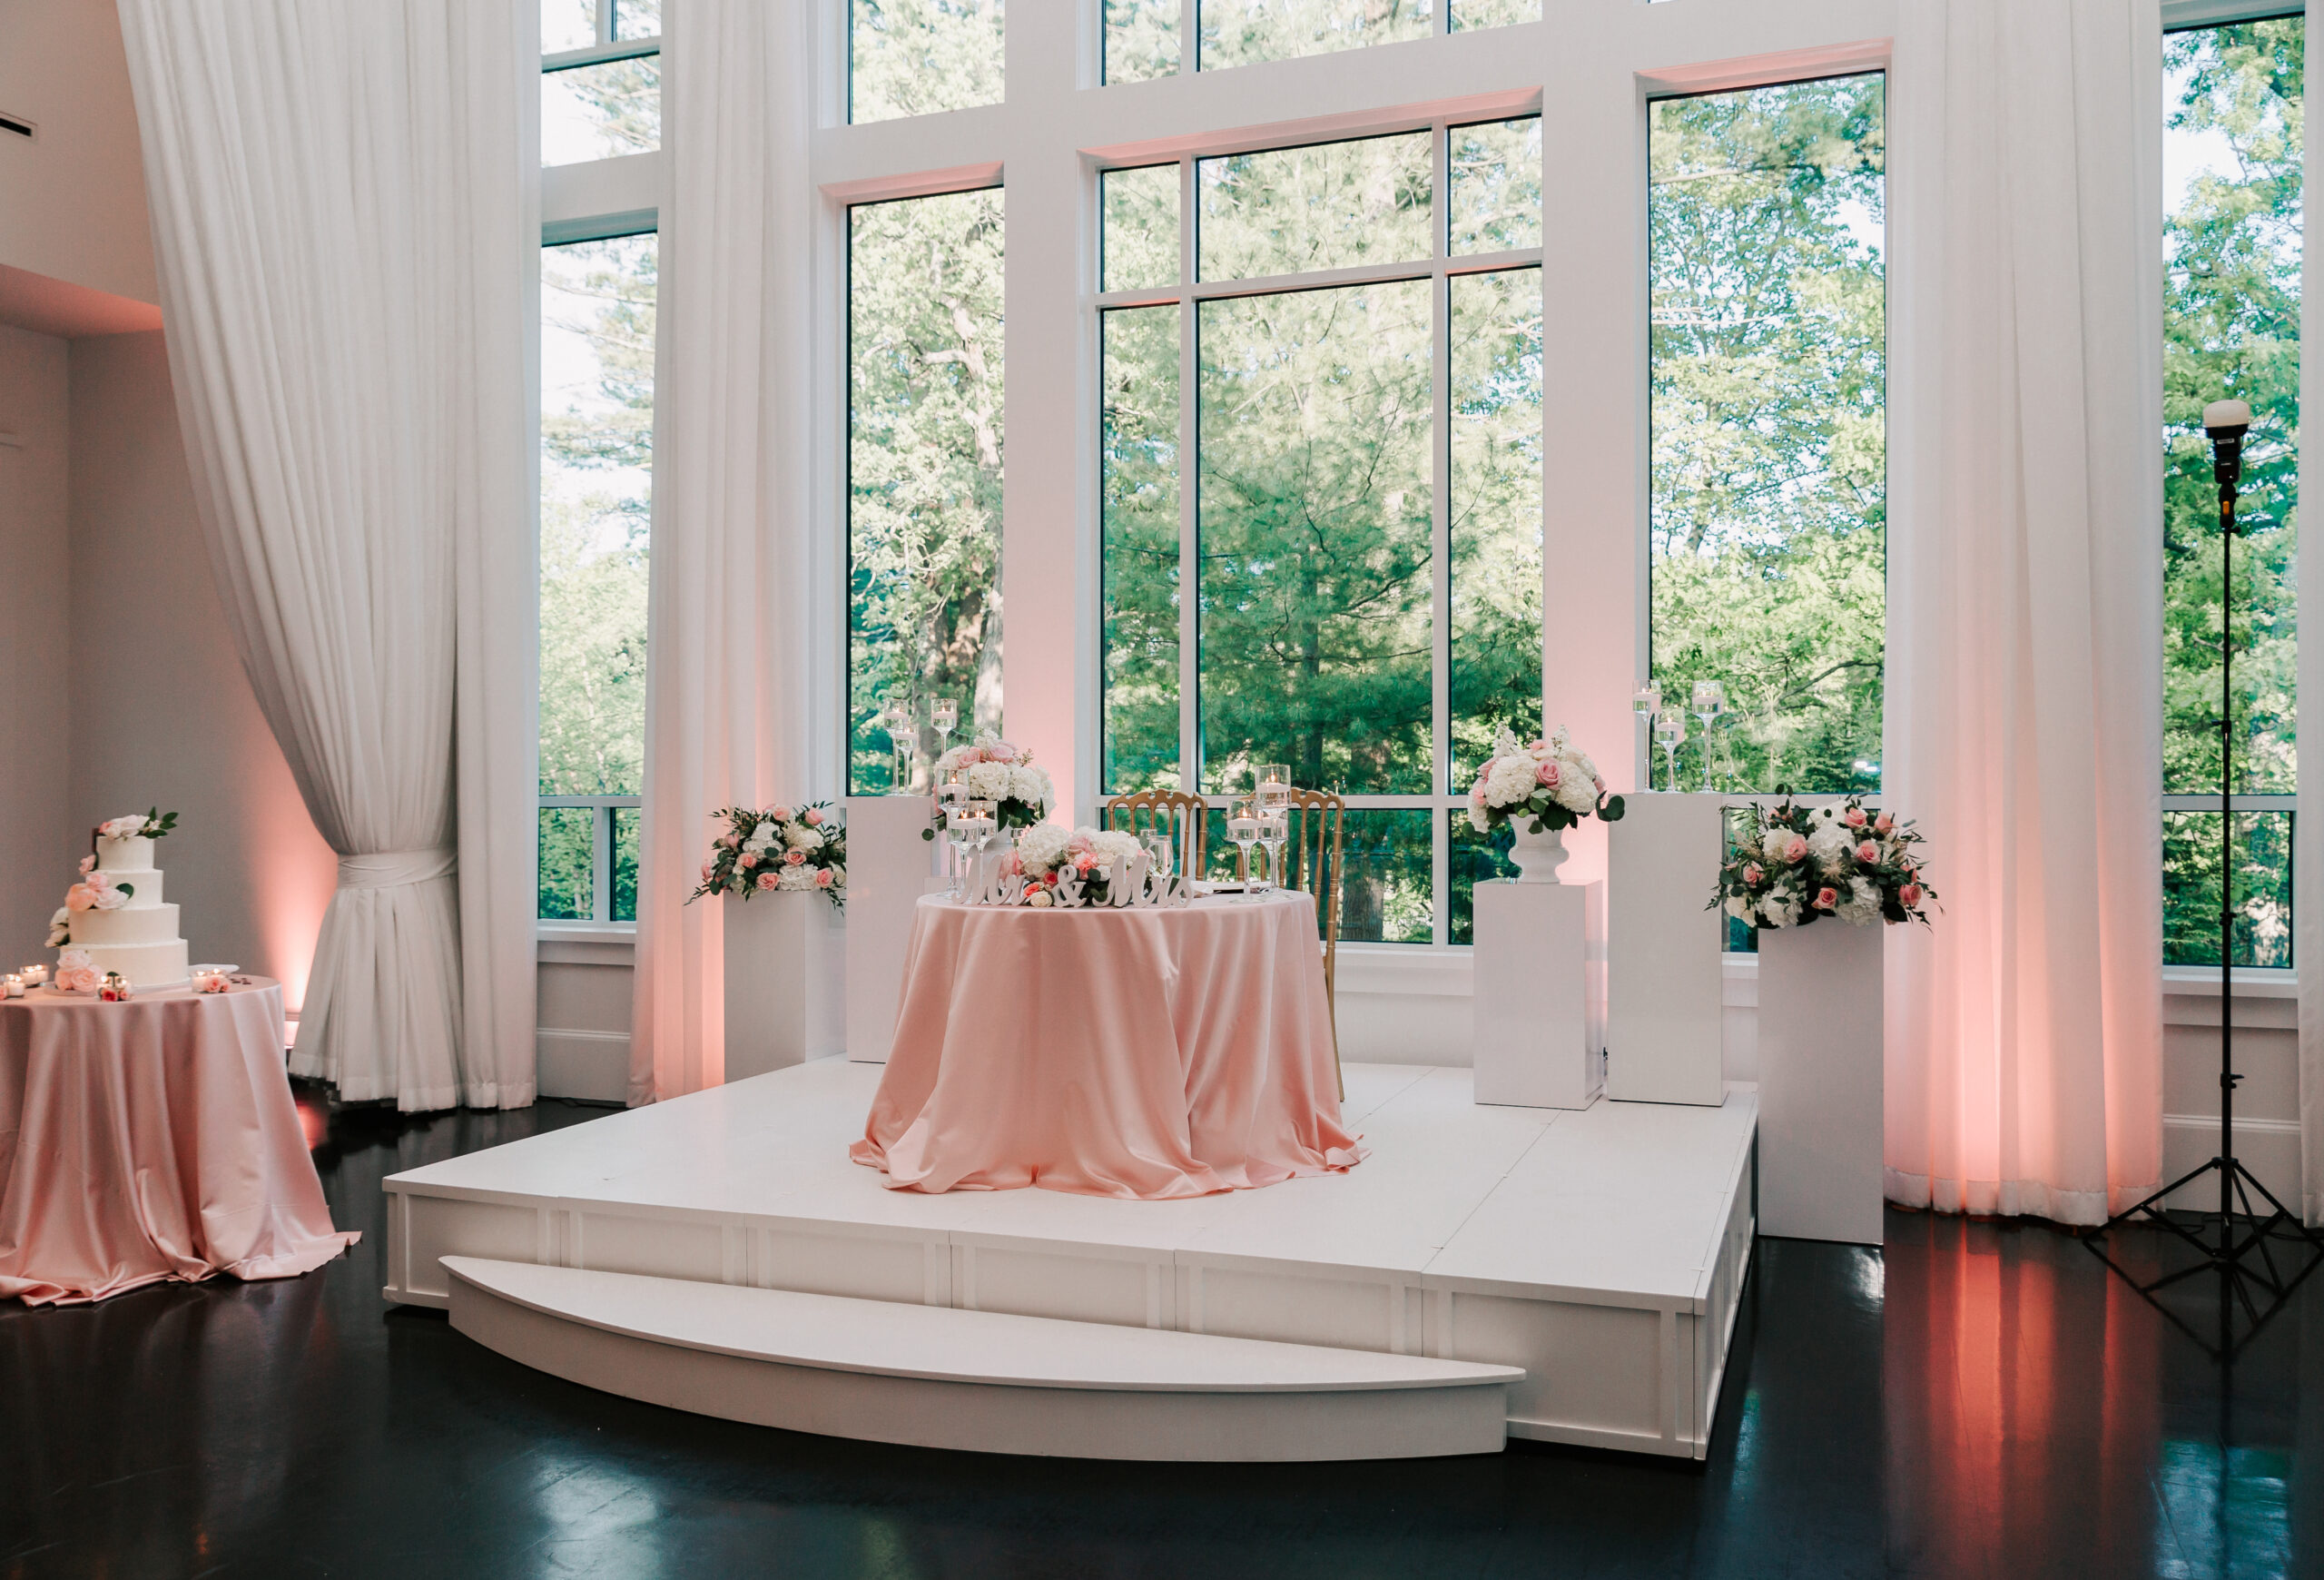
left=68, top=834, right=191, bottom=989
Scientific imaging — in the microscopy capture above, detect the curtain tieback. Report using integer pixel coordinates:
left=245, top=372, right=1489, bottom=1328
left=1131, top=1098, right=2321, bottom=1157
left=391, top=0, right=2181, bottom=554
left=338, top=846, right=458, bottom=890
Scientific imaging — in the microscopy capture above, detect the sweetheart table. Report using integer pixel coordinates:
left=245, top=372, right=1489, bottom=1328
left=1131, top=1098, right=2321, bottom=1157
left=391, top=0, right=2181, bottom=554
left=852, top=891, right=1364, bottom=1199
left=0, top=977, right=359, bottom=1306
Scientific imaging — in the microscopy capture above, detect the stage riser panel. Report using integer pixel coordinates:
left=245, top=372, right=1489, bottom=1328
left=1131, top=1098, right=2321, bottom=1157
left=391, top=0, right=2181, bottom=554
left=451, top=1278, right=1515, bottom=1462
left=389, top=1186, right=1749, bottom=1458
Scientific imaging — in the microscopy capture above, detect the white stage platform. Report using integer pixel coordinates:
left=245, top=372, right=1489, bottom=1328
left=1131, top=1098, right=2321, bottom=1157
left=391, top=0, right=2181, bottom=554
left=384, top=1061, right=1757, bottom=1460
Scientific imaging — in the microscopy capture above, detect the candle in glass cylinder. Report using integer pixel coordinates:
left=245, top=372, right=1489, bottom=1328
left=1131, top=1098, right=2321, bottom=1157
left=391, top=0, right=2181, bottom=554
left=22, top=963, right=47, bottom=988
left=3, top=975, right=22, bottom=999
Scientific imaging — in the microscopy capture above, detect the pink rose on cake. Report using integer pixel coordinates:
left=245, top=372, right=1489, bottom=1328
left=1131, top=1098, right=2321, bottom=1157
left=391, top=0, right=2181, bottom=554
left=54, top=949, right=99, bottom=993
left=65, top=884, right=97, bottom=913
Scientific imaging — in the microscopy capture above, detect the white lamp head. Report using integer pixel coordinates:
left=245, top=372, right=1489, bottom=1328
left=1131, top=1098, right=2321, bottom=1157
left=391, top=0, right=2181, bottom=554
left=2204, top=398, right=2253, bottom=437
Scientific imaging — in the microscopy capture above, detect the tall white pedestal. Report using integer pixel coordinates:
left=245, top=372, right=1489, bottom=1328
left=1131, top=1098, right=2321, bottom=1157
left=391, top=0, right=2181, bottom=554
left=1757, top=921, right=1885, bottom=1244
left=1606, top=795, right=1726, bottom=1106
left=722, top=891, right=845, bottom=1081
left=1472, top=879, right=1604, bottom=1111
left=843, top=795, right=945, bottom=1064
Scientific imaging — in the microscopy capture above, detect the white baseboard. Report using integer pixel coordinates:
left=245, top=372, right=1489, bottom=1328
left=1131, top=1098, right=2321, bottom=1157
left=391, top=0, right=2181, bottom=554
left=539, top=1028, right=630, bottom=1105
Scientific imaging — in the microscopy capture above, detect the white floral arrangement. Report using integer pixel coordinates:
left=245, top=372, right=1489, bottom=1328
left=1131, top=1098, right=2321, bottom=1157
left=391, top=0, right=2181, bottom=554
left=933, top=733, right=1055, bottom=831
left=1465, top=726, right=1627, bottom=835
left=99, top=808, right=177, bottom=842
left=1006, top=824, right=1147, bottom=907
left=1715, top=795, right=1935, bottom=930
left=688, top=803, right=846, bottom=911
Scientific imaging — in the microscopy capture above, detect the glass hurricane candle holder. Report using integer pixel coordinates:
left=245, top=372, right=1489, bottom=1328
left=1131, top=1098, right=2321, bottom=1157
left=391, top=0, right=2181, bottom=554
left=1227, top=797, right=1262, bottom=902
left=3, top=975, right=22, bottom=1000
left=1689, top=680, right=1727, bottom=792
left=931, top=698, right=959, bottom=758
left=1653, top=708, right=1687, bottom=794
left=22, top=963, right=47, bottom=988
left=1256, top=809, right=1288, bottom=894
left=100, top=972, right=131, bottom=1002
left=1256, top=764, right=1292, bottom=813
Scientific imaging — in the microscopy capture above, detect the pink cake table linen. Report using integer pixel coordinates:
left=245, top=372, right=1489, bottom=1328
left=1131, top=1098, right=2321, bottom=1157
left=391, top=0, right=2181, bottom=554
left=853, top=891, right=1364, bottom=1199
left=0, top=977, right=359, bottom=1306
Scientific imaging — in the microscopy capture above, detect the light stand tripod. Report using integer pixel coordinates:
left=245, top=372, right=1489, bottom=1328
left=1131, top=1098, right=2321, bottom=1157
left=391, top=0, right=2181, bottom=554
left=2084, top=398, right=2324, bottom=1361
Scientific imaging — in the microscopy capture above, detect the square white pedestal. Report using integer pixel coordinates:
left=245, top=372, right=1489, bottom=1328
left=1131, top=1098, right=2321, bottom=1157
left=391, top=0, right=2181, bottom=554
left=1472, top=879, right=1604, bottom=1111
left=1757, top=921, right=1885, bottom=1244
left=722, top=891, right=845, bottom=1081
left=1606, top=795, right=1726, bottom=1106
left=843, top=795, right=945, bottom=1063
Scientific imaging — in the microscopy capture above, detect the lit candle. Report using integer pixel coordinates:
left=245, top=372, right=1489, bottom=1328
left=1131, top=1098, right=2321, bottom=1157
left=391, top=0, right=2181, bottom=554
left=100, top=972, right=131, bottom=1002
left=22, top=963, right=47, bottom=987
left=3, top=975, right=22, bottom=999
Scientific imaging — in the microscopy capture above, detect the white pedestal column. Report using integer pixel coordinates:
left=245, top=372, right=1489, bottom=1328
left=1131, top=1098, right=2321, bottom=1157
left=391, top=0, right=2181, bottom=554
left=722, top=891, right=845, bottom=1081
left=843, top=795, right=945, bottom=1064
left=1757, top=921, right=1885, bottom=1244
left=1472, top=878, right=1605, bottom=1111
left=1606, top=794, right=1726, bottom=1106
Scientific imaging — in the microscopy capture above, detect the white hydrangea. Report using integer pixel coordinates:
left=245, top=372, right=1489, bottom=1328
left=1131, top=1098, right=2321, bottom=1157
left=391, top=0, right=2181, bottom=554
left=1485, top=755, right=1539, bottom=806
left=1016, top=823, right=1071, bottom=872
left=1807, top=813, right=1853, bottom=872
left=1836, top=876, right=1882, bottom=927
left=1549, top=753, right=1599, bottom=815
left=783, top=822, right=822, bottom=851
left=1761, top=887, right=1801, bottom=929
left=1761, top=827, right=1798, bottom=864
left=775, top=865, right=814, bottom=891
left=966, top=760, right=1015, bottom=801
left=1009, top=764, right=1052, bottom=810
left=1087, top=830, right=1142, bottom=866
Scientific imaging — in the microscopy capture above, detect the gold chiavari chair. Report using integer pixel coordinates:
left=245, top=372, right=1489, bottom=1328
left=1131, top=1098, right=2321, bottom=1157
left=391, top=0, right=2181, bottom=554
left=1275, top=786, right=1347, bottom=1097
left=1103, top=788, right=1208, bottom=880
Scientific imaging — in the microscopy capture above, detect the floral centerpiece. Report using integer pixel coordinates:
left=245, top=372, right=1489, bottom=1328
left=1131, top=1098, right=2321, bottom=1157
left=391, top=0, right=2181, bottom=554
left=1007, top=824, right=1146, bottom=907
left=1464, top=726, right=1626, bottom=882
left=689, top=804, right=846, bottom=911
left=1713, top=795, right=1935, bottom=929
left=933, top=733, right=1054, bottom=830
left=99, top=809, right=178, bottom=843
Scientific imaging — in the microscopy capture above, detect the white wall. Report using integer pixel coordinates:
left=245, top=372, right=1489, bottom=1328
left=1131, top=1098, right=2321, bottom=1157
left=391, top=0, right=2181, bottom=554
left=0, top=0, right=158, bottom=307
left=0, top=323, right=74, bottom=952
left=65, top=331, right=339, bottom=1005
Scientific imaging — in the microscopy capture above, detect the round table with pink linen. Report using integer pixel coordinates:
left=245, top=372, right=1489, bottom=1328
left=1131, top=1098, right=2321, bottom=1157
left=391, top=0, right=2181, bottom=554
left=852, top=891, right=1365, bottom=1200
left=0, top=977, right=359, bottom=1306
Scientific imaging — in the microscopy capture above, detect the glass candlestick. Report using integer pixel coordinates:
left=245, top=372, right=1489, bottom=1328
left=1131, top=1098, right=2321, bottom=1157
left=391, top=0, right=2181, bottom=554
left=1689, top=680, right=1727, bottom=792
left=1653, top=708, right=1687, bottom=795
left=1633, top=684, right=1660, bottom=787
left=1227, top=797, right=1262, bottom=901
left=931, top=698, right=959, bottom=760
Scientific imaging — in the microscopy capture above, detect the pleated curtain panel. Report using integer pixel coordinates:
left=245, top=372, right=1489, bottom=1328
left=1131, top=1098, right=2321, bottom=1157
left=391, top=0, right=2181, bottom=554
left=117, top=0, right=539, bottom=1111
left=1884, top=0, right=2166, bottom=1224
left=627, top=0, right=820, bottom=1103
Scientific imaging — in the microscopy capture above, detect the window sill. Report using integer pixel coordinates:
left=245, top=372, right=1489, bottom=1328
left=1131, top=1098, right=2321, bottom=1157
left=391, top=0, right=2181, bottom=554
left=537, top=922, right=637, bottom=966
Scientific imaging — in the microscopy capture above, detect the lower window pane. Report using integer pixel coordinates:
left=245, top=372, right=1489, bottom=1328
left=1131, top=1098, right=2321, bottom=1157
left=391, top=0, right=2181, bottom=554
left=1200, top=805, right=1432, bottom=943
left=613, top=806, right=641, bottom=923
left=538, top=807, right=595, bottom=921
left=2164, top=810, right=2292, bottom=968
left=1103, top=305, right=1181, bottom=793
left=1450, top=268, right=1543, bottom=792
left=1448, top=810, right=1516, bottom=945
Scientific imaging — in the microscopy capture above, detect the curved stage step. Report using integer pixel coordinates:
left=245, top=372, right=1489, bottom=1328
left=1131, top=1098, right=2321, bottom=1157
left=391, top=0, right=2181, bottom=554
left=445, top=1257, right=1521, bottom=1461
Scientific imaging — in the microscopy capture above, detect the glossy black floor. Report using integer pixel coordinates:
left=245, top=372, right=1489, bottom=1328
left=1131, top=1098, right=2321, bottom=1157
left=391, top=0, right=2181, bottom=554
left=6, top=1095, right=2324, bottom=1580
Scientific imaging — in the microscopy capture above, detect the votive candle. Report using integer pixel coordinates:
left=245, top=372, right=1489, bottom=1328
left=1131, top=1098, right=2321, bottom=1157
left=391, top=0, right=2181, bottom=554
left=3, top=975, right=22, bottom=999
left=22, top=963, right=47, bottom=987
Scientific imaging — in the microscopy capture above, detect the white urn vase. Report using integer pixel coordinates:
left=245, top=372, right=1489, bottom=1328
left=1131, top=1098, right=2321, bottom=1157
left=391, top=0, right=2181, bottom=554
left=1507, top=818, right=1570, bottom=884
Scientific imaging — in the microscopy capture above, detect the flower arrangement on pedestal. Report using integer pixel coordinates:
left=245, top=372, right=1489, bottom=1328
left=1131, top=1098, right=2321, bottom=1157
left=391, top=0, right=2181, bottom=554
left=1713, top=795, right=1935, bottom=929
left=689, top=804, right=847, bottom=911
left=1464, top=726, right=1628, bottom=835
left=933, top=734, right=1054, bottom=829
left=1006, top=824, right=1147, bottom=908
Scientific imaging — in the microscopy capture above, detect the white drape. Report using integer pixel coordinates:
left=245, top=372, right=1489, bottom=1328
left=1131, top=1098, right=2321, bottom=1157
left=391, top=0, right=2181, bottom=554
left=628, top=0, right=818, bottom=1104
left=1884, top=0, right=2165, bottom=1225
left=118, top=0, right=538, bottom=1111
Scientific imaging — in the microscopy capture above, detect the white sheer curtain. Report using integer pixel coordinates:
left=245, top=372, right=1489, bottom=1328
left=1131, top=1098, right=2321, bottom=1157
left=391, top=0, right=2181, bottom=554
left=628, top=0, right=818, bottom=1103
left=118, top=0, right=538, bottom=1111
left=1884, top=0, right=2165, bottom=1225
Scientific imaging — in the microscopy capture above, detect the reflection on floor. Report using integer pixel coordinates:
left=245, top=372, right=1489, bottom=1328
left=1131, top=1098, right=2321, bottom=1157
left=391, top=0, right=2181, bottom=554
left=0, top=1086, right=2317, bottom=1579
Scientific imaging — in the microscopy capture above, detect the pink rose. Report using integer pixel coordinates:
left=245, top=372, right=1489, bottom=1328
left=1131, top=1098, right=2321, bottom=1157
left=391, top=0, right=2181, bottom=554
left=771, top=806, right=793, bottom=824
left=720, top=834, right=740, bottom=849
left=786, top=851, right=806, bottom=865
left=756, top=872, right=778, bottom=891
left=77, top=854, right=94, bottom=875
left=701, top=862, right=714, bottom=882
left=65, top=885, right=96, bottom=913
left=58, top=965, right=98, bottom=992
left=815, top=869, right=834, bottom=888
left=1471, top=787, right=1488, bottom=808
left=1537, top=762, right=1561, bottom=788
left=1874, top=813, right=1894, bottom=834
left=1042, top=871, right=1059, bottom=887
left=1815, top=886, right=1838, bottom=910
left=1900, top=884, right=1923, bottom=908
left=1784, top=835, right=1808, bottom=864
left=1844, top=807, right=1867, bottom=829
left=1528, top=739, right=1546, bottom=751
left=803, top=808, right=822, bottom=825
left=739, top=852, right=759, bottom=869
left=1007, top=852, right=1024, bottom=874
left=1592, top=775, right=1606, bottom=794
left=1075, top=854, right=1096, bottom=873
left=1742, top=863, right=1763, bottom=885
left=86, top=870, right=111, bottom=893
left=1856, top=841, right=1880, bottom=864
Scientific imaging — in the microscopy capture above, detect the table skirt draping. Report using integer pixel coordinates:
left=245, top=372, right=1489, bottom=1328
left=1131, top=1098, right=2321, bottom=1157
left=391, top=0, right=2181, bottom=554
left=0, top=979, right=359, bottom=1306
left=852, top=892, right=1365, bottom=1199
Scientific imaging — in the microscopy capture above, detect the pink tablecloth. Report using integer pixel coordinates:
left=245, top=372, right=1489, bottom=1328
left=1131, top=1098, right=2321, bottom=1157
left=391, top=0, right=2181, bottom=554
left=0, top=977, right=358, bottom=1306
left=852, top=892, right=1364, bottom=1199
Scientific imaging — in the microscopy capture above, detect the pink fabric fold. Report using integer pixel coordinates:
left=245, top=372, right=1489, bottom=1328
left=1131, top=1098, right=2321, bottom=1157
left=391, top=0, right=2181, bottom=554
left=0, top=979, right=359, bottom=1306
left=852, top=893, right=1365, bottom=1199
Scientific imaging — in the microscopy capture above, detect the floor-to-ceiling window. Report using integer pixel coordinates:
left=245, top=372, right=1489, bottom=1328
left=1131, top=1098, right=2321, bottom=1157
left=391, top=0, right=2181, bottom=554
left=537, top=1, right=660, bottom=923
left=2162, top=15, right=2301, bottom=971
left=1098, top=119, right=1545, bottom=943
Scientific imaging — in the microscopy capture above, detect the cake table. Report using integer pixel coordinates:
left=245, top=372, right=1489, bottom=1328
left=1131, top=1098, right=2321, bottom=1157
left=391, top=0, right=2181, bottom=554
left=852, top=892, right=1364, bottom=1199
left=0, top=976, right=359, bottom=1306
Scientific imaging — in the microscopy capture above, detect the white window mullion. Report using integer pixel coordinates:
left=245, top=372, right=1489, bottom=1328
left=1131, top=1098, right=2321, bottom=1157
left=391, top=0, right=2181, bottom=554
left=1431, top=119, right=1454, bottom=946
left=1178, top=156, right=1201, bottom=797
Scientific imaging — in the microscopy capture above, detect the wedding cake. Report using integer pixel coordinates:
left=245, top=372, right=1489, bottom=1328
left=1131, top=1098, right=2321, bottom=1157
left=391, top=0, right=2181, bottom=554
left=48, top=811, right=190, bottom=990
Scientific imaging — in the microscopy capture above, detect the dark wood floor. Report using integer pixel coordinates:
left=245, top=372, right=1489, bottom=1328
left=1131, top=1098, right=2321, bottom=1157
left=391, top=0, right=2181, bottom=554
left=3, top=1090, right=2319, bottom=1579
